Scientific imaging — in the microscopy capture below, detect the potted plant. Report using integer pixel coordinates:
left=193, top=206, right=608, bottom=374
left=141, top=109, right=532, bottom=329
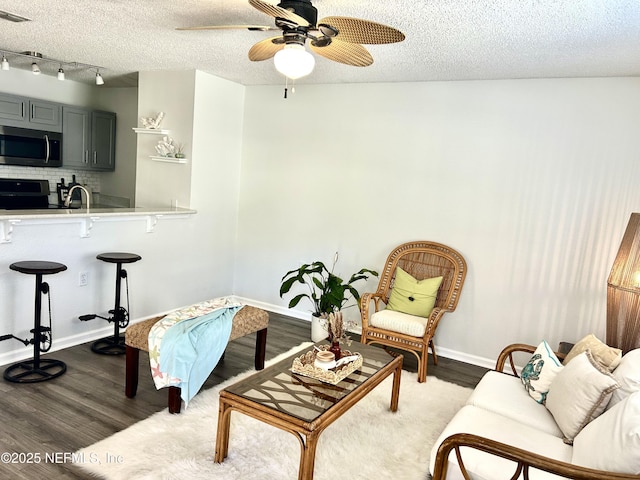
left=279, top=253, right=378, bottom=341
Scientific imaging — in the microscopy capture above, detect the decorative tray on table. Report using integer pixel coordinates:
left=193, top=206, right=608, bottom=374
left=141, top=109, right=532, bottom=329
left=291, top=345, right=363, bottom=385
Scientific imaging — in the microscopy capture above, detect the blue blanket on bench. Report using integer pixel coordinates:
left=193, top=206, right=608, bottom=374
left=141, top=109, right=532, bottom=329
left=158, top=303, right=241, bottom=405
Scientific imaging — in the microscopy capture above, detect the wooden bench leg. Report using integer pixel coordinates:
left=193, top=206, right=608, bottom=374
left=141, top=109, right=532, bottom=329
left=255, top=328, right=267, bottom=370
left=168, top=386, right=182, bottom=414
left=125, top=345, right=139, bottom=398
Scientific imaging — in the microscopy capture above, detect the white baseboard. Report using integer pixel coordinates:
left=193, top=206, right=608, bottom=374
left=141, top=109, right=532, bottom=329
left=0, top=297, right=496, bottom=372
left=234, top=297, right=496, bottom=370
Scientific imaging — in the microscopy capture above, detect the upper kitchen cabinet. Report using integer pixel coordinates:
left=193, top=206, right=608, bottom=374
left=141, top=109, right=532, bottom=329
left=0, top=93, right=62, bottom=132
left=62, top=107, right=116, bottom=171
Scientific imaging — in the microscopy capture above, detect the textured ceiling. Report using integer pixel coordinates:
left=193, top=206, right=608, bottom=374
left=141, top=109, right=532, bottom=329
left=1, top=0, right=639, bottom=88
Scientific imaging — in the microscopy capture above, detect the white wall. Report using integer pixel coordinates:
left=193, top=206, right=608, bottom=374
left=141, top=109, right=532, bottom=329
left=234, top=77, right=640, bottom=366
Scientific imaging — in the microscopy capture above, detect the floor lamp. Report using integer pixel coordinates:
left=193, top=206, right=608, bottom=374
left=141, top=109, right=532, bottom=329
left=607, top=213, right=640, bottom=353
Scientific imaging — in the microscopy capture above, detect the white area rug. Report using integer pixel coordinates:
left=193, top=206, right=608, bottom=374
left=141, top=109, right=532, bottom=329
left=75, top=343, right=471, bottom=480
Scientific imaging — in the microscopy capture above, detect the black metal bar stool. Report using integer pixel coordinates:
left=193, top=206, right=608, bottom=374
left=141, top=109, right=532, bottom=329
left=80, top=252, right=141, bottom=355
left=1, top=261, right=67, bottom=383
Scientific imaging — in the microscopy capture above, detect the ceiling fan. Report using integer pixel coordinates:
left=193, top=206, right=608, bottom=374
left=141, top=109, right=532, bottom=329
left=177, top=0, right=405, bottom=80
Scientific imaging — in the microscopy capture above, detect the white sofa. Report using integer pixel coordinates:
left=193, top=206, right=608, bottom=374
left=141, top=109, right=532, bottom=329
left=429, top=342, right=640, bottom=480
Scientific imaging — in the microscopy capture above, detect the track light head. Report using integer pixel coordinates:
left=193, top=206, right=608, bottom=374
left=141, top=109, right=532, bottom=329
left=95, top=71, right=104, bottom=85
left=31, top=62, right=40, bottom=75
left=57, top=67, right=65, bottom=81
left=1, top=55, right=8, bottom=71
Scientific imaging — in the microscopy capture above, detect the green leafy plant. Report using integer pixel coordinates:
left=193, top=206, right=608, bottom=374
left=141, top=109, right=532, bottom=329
left=279, top=253, right=378, bottom=317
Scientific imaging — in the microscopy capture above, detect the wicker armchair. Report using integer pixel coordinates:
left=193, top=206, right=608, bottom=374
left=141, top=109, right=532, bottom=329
left=360, top=241, right=467, bottom=382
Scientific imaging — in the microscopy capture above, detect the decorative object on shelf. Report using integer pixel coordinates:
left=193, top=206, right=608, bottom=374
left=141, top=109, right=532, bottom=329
left=607, top=212, right=640, bottom=353
left=155, top=135, right=177, bottom=157
left=291, top=344, right=363, bottom=385
left=280, top=252, right=378, bottom=342
left=140, top=111, right=165, bottom=129
left=174, top=143, right=186, bottom=159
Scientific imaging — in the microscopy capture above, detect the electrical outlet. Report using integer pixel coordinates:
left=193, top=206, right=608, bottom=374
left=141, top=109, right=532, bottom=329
left=79, top=271, right=88, bottom=286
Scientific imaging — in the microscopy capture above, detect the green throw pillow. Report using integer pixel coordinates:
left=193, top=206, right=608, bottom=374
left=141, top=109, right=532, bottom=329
left=386, top=267, right=443, bottom=317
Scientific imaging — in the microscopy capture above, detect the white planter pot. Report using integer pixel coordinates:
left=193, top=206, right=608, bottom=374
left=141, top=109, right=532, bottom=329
left=311, top=314, right=329, bottom=342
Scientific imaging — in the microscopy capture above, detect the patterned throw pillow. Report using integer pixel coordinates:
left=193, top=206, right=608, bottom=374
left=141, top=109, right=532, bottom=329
left=521, top=340, right=564, bottom=404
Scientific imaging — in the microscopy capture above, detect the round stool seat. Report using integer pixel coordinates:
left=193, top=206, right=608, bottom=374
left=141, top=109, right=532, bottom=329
left=96, top=252, right=142, bottom=264
left=10, top=261, right=67, bottom=275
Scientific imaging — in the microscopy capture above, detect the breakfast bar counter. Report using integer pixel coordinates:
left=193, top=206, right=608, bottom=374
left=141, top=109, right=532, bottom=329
left=0, top=206, right=197, bottom=243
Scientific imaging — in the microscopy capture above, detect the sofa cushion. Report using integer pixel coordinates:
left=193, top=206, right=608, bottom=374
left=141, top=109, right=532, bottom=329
left=545, top=350, right=619, bottom=443
left=429, top=405, right=572, bottom=480
left=386, top=267, right=442, bottom=317
left=609, top=348, right=640, bottom=409
left=564, top=333, right=622, bottom=371
left=572, top=391, right=640, bottom=474
left=521, top=340, right=564, bottom=404
left=370, top=309, right=428, bottom=337
left=466, top=371, right=563, bottom=437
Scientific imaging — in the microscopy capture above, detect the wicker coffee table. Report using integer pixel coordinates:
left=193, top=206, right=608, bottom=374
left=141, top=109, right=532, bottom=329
left=214, top=341, right=403, bottom=480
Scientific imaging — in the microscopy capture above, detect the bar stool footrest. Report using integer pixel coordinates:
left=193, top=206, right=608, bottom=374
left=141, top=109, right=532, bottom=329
left=3, top=359, right=67, bottom=383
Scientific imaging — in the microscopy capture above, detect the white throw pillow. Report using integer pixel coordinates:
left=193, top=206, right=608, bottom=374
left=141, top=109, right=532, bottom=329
left=520, top=340, right=563, bottom=404
left=545, top=350, right=619, bottom=443
left=609, top=348, right=640, bottom=409
left=572, top=391, right=640, bottom=474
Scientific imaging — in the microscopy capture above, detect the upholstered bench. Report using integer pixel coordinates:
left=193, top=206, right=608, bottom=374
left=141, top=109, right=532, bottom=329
left=124, top=305, right=268, bottom=413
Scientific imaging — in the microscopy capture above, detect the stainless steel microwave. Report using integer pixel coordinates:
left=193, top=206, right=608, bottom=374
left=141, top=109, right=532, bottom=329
left=0, top=125, right=62, bottom=167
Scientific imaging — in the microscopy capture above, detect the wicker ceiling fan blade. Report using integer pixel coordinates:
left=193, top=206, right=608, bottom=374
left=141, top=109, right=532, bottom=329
left=176, top=25, right=279, bottom=31
left=248, top=36, right=286, bottom=61
left=249, top=0, right=310, bottom=27
left=310, top=39, right=373, bottom=66
left=318, top=16, right=405, bottom=44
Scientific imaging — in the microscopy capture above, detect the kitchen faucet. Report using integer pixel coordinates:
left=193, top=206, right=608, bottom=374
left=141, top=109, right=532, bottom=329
left=64, top=185, right=90, bottom=209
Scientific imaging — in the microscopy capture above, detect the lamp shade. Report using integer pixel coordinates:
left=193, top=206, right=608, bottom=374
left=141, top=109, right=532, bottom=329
left=607, top=212, right=640, bottom=353
left=274, top=44, right=315, bottom=80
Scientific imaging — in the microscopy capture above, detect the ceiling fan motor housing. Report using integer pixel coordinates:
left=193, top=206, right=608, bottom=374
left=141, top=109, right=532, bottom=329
left=278, top=0, right=317, bottom=27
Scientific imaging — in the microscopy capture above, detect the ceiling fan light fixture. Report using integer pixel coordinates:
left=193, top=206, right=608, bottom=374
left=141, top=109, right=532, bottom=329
left=274, top=44, right=315, bottom=80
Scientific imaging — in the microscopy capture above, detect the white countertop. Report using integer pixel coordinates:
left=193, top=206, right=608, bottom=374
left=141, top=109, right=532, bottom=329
left=0, top=206, right=197, bottom=243
left=0, top=206, right=196, bottom=220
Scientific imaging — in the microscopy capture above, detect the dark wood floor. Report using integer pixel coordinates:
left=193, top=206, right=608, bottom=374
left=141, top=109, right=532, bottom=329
left=0, top=313, right=488, bottom=479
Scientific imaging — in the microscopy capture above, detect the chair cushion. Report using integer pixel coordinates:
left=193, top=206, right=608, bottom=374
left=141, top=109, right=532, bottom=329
left=467, top=371, right=563, bottom=437
left=429, top=405, right=572, bottom=480
left=572, top=391, right=640, bottom=474
left=564, top=333, right=622, bottom=371
left=521, top=340, right=564, bottom=404
left=545, top=350, right=619, bottom=443
left=386, top=267, right=442, bottom=317
left=608, top=348, right=640, bottom=409
left=370, top=309, right=428, bottom=337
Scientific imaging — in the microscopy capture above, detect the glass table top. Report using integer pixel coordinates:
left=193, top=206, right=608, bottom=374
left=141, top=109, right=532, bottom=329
left=223, top=341, right=398, bottom=423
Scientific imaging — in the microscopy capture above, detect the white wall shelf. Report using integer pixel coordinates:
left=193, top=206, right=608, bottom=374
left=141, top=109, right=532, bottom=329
left=150, top=156, right=187, bottom=164
left=132, top=128, right=170, bottom=135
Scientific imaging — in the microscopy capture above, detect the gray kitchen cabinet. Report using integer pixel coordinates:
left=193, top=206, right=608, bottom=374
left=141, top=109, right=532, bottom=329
left=0, top=93, right=62, bottom=132
left=62, top=107, right=116, bottom=171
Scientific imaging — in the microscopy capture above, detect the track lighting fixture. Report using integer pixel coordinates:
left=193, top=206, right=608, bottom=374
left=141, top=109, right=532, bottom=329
left=0, top=47, right=105, bottom=85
